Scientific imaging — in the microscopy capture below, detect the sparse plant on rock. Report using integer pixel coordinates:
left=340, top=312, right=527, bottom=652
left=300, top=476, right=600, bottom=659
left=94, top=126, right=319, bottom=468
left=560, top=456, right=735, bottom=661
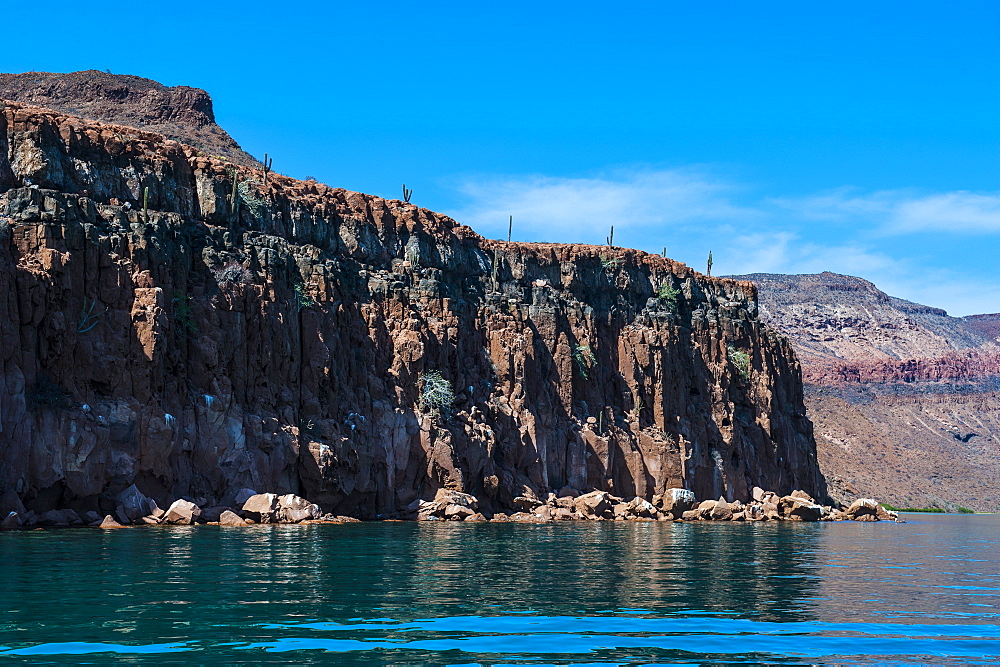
left=727, top=345, right=750, bottom=380
left=172, top=291, right=198, bottom=337
left=238, top=180, right=266, bottom=217
left=657, top=283, right=680, bottom=312
left=26, top=374, right=73, bottom=411
left=262, top=153, right=273, bottom=187
left=419, top=370, right=454, bottom=418
left=600, top=255, right=622, bottom=271
left=77, top=297, right=106, bottom=333
left=404, top=244, right=420, bottom=267
left=214, top=262, right=253, bottom=286
left=294, top=282, right=315, bottom=311
left=574, top=344, right=597, bottom=380
left=402, top=184, right=413, bottom=203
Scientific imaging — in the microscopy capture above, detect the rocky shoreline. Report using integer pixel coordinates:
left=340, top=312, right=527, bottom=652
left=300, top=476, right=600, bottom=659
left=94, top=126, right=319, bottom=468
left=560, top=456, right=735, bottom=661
left=0, top=484, right=901, bottom=530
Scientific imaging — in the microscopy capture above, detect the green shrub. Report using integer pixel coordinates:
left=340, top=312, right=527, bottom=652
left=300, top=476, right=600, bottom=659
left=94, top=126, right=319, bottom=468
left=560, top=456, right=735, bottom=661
left=419, top=371, right=455, bottom=418
left=956, top=506, right=975, bottom=514
left=573, top=344, right=597, bottom=380
left=657, top=283, right=680, bottom=312
left=727, top=345, right=750, bottom=380
left=172, top=292, right=198, bottom=337
left=600, top=255, right=622, bottom=271
left=294, top=283, right=315, bottom=311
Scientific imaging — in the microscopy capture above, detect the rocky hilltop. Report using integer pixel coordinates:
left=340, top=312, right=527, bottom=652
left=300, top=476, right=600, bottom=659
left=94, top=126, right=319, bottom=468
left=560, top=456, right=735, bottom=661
left=0, top=98, right=825, bottom=519
left=732, top=272, right=1000, bottom=511
left=0, top=71, right=258, bottom=167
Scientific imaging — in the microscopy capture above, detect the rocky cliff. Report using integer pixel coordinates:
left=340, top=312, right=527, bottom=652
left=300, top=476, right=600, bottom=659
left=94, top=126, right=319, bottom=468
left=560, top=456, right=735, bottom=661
left=0, top=100, right=824, bottom=517
left=732, top=272, right=1000, bottom=511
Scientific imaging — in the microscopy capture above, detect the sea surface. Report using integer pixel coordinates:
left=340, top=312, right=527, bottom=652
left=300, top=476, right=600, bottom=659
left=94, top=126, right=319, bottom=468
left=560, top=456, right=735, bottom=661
left=1, top=513, right=998, bottom=665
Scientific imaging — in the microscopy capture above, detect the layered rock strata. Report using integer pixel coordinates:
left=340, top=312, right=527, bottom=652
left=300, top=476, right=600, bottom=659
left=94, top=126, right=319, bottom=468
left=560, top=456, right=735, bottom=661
left=732, top=272, right=1000, bottom=511
left=0, top=100, right=824, bottom=519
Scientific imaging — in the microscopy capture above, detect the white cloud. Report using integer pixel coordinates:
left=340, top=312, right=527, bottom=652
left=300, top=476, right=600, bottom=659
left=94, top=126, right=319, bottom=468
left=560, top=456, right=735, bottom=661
left=890, top=191, right=1000, bottom=234
left=441, top=168, right=1000, bottom=315
left=775, top=188, right=1000, bottom=234
left=444, top=168, right=757, bottom=244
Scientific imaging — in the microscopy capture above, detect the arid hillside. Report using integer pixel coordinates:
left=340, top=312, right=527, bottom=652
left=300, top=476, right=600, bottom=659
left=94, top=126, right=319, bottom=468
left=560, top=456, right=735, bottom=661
left=733, top=272, right=1000, bottom=510
left=0, top=70, right=258, bottom=166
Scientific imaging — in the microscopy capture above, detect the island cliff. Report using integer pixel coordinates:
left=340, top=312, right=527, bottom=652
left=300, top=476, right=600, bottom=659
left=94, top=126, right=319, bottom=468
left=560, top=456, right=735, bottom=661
left=0, top=98, right=824, bottom=518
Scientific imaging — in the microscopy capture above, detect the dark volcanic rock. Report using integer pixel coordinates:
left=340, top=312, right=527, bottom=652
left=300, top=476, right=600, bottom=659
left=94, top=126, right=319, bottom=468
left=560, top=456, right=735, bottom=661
left=0, top=100, right=826, bottom=519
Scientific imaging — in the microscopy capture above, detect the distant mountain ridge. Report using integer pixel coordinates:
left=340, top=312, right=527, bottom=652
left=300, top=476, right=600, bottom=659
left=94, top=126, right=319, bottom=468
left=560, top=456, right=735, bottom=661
left=732, top=271, right=1000, bottom=512
left=729, top=271, right=999, bottom=368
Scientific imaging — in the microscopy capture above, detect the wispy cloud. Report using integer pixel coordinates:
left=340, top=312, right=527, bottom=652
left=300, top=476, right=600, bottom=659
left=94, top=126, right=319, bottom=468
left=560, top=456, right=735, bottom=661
left=775, top=188, right=1000, bottom=234
left=442, top=168, right=1000, bottom=315
left=445, top=168, right=757, bottom=244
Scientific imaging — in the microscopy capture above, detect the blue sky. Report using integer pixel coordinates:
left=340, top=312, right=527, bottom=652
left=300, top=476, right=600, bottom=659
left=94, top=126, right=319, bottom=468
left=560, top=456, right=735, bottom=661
left=5, top=1, right=999, bottom=314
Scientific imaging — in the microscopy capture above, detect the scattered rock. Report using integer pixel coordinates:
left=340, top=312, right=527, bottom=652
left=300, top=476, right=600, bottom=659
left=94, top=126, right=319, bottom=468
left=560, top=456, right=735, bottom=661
left=845, top=498, right=880, bottom=520
left=0, top=490, right=26, bottom=517
left=99, top=515, right=125, bottom=529
left=574, top=491, right=612, bottom=519
left=276, top=494, right=321, bottom=523
left=1, top=512, right=22, bottom=531
left=218, top=510, right=247, bottom=526
left=465, top=513, right=488, bottom=522
left=513, top=496, right=542, bottom=512
left=199, top=506, right=230, bottom=523
left=163, top=499, right=201, bottom=525
left=444, top=505, right=475, bottom=521
left=653, top=488, right=696, bottom=518
left=710, top=497, right=734, bottom=521
left=241, top=493, right=279, bottom=523
left=779, top=495, right=823, bottom=521
left=532, top=505, right=553, bottom=521
left=116, top=484, right=159, bottom=523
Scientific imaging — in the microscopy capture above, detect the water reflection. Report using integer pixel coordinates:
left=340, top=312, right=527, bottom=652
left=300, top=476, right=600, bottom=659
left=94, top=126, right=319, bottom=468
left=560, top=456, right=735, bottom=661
left=0, top=515, right=998, bottom=663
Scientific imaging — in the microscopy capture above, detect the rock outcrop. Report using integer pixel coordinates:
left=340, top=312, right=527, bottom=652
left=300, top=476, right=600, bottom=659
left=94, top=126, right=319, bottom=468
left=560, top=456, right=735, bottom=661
left=0, top=71, right=258, bottom=166
left=0, top=98, right=825, bottom=519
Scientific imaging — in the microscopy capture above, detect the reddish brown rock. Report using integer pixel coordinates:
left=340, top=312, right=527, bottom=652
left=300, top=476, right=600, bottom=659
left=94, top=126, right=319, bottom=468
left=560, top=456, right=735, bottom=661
left=99, top=514, right=124, bottom=529
left=778, top=495, right=823, bottom=521
left=218, top=510, right=246, bottom=526
left=575, top=491, right=613, bottom=519
left=163, top=499, right=201, bottom=525
left=0, top=99, right=825, bottom=520
left=241, top=494, right=278, bottom=523
left=709, top=497, right=734, bottom=521
left=845, top=498, right=880, bottom=520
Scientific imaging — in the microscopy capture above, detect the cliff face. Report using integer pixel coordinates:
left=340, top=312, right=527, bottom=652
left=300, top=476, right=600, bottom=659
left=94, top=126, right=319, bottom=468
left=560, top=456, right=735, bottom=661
left=732, top=272, right=1000, bottom=511
left=0, top=101, right=823, bottom=517
left=0, top=71, right=258, bottom=167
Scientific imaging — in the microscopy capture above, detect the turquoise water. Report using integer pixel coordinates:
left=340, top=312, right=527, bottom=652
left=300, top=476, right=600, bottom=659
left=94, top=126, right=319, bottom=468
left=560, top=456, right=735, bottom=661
left=1, top=514, right=998, bottom=664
